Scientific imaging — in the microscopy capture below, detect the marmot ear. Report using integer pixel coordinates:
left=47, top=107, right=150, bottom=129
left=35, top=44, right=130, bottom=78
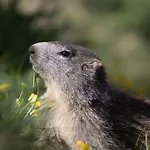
left=82, top=60, right=102, bottom=73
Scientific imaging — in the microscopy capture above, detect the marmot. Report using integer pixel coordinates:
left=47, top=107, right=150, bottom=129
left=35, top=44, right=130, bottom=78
left=29, top=41, right=150, bottom=150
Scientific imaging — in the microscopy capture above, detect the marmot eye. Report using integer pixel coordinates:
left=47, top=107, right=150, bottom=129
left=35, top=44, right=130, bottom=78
left=59, top=51, right=71, bottom=57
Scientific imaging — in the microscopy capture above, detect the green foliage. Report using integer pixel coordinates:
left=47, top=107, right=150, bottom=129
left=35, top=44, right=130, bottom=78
left=0, top=71, right=39, bottom=150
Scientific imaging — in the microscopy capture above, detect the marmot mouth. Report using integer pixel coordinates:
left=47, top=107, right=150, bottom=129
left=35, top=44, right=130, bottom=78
left=29, top=55, right=39, bottom=66
left=30, top=58, right=40, bottom=74
left=29, top=56, right=33, bottom=64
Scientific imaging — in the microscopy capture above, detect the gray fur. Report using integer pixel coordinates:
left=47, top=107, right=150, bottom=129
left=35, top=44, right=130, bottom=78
left=29, top=41, right=150, bottom=150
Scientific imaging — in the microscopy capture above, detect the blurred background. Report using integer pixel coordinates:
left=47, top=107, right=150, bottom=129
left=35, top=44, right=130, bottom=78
left=0, top=0, right=150, bottom=149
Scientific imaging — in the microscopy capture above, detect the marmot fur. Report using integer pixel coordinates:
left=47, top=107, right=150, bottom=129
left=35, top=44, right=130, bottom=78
left=29, top=41, right=150, bottom=150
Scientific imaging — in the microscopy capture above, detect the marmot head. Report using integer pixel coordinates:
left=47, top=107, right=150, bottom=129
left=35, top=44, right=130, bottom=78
left=29, top=41, right=106, bottom=90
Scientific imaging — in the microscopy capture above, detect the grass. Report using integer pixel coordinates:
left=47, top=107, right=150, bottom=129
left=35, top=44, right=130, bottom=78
left=0, top=71, right=41, bottom=150
left=146, top=133, right=149, bottom=150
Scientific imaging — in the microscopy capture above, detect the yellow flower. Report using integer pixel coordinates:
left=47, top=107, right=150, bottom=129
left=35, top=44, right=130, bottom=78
left=0, top=83, right=10, bottom=90
left=76, top=140, right=90, bottom=150
left=35, top=101, right=41, bottom=107
left=30, top=109, right=38, bottom=117
left=28, top=93, right=38, bottom=103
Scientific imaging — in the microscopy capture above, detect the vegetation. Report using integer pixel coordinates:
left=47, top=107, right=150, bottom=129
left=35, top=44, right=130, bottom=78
left=0, top=0, right=150, bottom=149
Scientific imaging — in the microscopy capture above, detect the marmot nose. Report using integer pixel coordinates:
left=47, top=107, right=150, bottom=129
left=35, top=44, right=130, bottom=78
left=29, top=42, right=49, bottom=58
left=29, top=44, right=38, bottom=60
left=29, top=45, right=36, bottom=55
